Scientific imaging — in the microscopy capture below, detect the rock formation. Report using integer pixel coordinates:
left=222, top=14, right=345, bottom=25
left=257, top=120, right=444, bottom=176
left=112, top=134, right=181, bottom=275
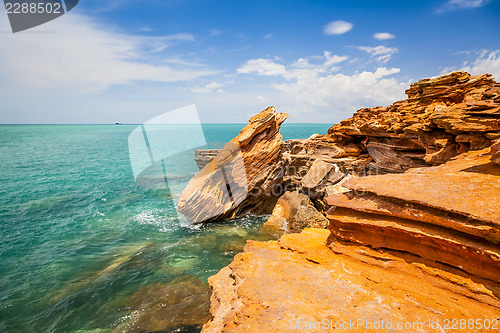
left=202, top=229, right=500, bottom=333
left=195, top=149, right=222, bottom=170
left=200, top=72, right=500, bottom=332
left=327, top=71, right=500, bottom=172
left=177, top=107, right=288, bottom=223
left=492, top=138, right=500, bottom=166
left=326, top=149, right=500, bottom=282
left=179, top=71, right=500, bottom=224
left=203, top=148, right=500, bottom=332
left=262, top=191, right=329, bottom=233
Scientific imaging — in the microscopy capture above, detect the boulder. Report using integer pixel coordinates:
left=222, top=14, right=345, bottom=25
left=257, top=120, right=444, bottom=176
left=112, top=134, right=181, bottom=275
left=177, top=107, right=288, bottom=223
left=263, top=191, right=329, bottom=233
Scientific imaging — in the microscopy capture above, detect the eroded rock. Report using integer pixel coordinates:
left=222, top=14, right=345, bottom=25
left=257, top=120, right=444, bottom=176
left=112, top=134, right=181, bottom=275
left=492, top=138, right=500, bottom=166
left=326, top=149, right=500, bottom=282
left=263, top=191, right=329, bottom=233
left=180, top=72, right=500, bottom=224
left=202, top=229, right=500, bottom=333
left=201, top=72, right=500, bottom=331
left=328, top=71, right=500, bottom=172
left=178, top=107, right=288, bottom=223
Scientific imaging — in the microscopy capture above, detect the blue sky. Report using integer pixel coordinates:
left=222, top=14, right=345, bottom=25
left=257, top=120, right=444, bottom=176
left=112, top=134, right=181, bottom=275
left=0, top=0, right=499, bottom=123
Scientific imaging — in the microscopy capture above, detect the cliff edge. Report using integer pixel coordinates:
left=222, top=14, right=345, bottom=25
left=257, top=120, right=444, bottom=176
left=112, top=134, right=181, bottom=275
left=200, top=72, right=500, bottom=332
left=178, top=71, right=500, bottom=225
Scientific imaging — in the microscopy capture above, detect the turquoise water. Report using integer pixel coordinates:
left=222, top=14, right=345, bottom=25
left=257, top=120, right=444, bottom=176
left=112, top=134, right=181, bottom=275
left=0, top=123, right=331, bottom=333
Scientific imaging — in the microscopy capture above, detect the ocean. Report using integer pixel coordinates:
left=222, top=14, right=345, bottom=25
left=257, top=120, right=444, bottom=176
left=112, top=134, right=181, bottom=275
left=0, top=123, right=331, bottom=333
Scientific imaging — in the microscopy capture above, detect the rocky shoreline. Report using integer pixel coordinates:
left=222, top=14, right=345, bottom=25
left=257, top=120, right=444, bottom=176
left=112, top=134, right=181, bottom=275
left=179, top=71, right=500, bottom=332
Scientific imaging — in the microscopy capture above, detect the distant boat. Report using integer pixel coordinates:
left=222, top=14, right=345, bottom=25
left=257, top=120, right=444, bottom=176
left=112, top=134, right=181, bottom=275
left=115, top=122, right=123, bottom=125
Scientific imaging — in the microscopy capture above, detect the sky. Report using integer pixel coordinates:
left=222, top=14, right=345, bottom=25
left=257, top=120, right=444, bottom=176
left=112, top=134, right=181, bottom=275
left=0, top=0, right=499, bottom=124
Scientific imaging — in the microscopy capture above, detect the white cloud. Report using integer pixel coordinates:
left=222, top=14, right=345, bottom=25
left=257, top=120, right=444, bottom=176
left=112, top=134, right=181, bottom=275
left=209, top=30, right=223, bottom=36
left=444, top=50, right=500, bottom=80
left=191, top=81, right=225, bottom=93
left=323, top=20, right=353, bottom=35
left=272, top=67, right=403, bottom=107
left=236, top=53, right=407, bottom=122
left=0, top=13, right=215, bottom=96
left=238, top=52, right=348, bottom=83
left=264, top=33, right=274, bottom=39
left=437, top=0, right=490, bottom=12
left=373, top=32, right=395, bottom=40
left=356, top=45, right=398, bottom=63
left=237, top=58, right=286, bottom=76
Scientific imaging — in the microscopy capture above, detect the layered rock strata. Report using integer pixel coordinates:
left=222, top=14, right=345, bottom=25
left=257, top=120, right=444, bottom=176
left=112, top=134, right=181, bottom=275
left=326, top=149, right=500, bottom=283
left=492, top=138, right=500, bottom=166
left=195, top=149, right=222, bottom=170
left=202, top=229, right=500, bottom=333
left=181, top=72, right=500, bottom=224
left=178, top=107, right=288, bottom=223
left=200, top=72, right=500, bottom=332
left=327, top=71, right=500, bottom=172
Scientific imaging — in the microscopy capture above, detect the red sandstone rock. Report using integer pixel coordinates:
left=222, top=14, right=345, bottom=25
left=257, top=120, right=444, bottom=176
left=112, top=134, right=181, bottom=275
left=180, top=71, right=500, bottom=225
left=342, top=149, right=500, bottom=227
left=325, top=149, right=500, bottom=283
left=263, top=191, right=329, bottom=233
left=326, top=191, right=499, bottom=244
left=202, top=229, right=500, bottom=333
left=201, top=72, right=500, bottom=331
left=492, top=138, right=500, bottom=166
left=177, top=107, right=288, bottom=223
left=328, top=71, right=500, bottom=172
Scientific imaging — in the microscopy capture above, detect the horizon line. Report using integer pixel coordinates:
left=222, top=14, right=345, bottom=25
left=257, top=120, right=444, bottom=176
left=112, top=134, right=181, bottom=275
left=0, top=122, right=335, bottom=125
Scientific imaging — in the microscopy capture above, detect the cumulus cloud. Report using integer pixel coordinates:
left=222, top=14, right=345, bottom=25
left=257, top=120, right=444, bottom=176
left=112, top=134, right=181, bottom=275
left=356, top=45, right=398, bottom=63
left=236, top=53, right=407, bottom=121
left=0, top=13, right=215, bottom=96
left=239, top=52, right=348, bottom=81
left=444, top=50, right=500, bottom=80
left=373, top=32, right=395, bottom=40
left=323, top=20, right=353, bottom=35
left=237, top=58, right=287, bottom=76
left=272, top=67, right=403, bottom=108
left=437, top=0, right=490, bottom=12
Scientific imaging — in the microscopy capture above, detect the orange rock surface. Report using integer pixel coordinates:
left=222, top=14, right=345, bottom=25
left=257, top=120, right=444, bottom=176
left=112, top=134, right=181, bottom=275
left=340, top=149, right=500, bottom=237
left=201, top=73, right=500, bottom=331
left=203, top=229, right=500, bottom=333
left=177, top=107, right=288, bottom=223
left=328, top=71, right=500, bottom=172
left=326, top=149, right=500, bottom=283
left=492, top=138, right=500, bottom=166
left=179, top=72, right=500, bottom=224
